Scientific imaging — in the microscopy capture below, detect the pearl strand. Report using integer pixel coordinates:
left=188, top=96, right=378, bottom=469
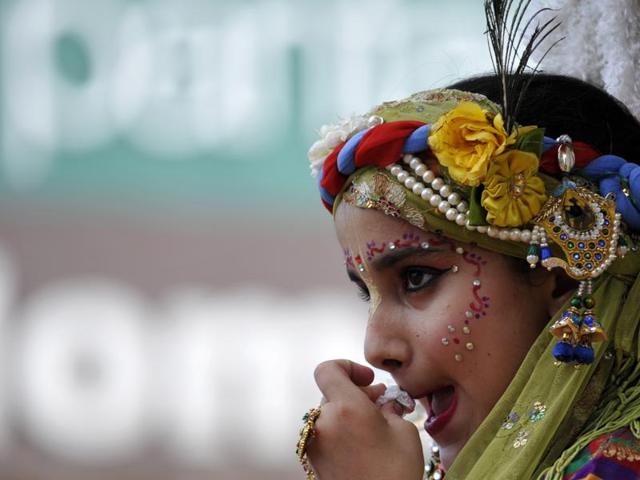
left=386, top=154, right=533, bottom=243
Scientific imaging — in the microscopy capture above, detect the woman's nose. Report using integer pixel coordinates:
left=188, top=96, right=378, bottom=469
left=364, top=311, right=410, bottom=373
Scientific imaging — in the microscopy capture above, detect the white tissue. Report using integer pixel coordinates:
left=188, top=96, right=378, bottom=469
left=375, top=385, right=416, bottom=411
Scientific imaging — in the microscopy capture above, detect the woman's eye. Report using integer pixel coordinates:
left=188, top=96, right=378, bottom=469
left=403, top=267, right=439, bottom=292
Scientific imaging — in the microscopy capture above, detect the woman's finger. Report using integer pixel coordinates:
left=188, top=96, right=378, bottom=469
left=361, top=383, right=386, bottom=402
left=378, top=399, right=407, bottom=418
left=314, top=359, right=375, bottom=401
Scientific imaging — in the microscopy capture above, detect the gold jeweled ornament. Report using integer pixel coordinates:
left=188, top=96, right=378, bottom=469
left=526, top=136, right=625, bottom=365
left=533, top=185, right=619, bottom=280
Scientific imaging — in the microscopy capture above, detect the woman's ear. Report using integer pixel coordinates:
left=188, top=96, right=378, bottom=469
left=547, top=269, right=578, bottom=317
left=527, top=265, right=577, bottom=318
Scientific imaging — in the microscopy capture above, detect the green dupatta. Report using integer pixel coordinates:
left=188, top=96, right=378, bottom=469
left=336, top=167, right=640, bottom=480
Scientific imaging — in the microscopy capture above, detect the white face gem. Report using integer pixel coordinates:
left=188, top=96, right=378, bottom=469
left=441, top=337, right=449, bottom=346
left=447, top=325, right=455, bottom=333
left=420, top=241, right=430, bottom=250
left=462, top=325, right=470, bottom=334
left=465, top=342, right=475, bottom=351
left=472, top=279, right=481, bottom=287
left=451, top=265, right=459, bottom=273
left=388, top=242, right=396, bottom=250
left=454, top=353, right=463, bottom=362
left=465, top=310, right=473, bottom=319
left=358, top=265, right=366, bottom=272
left=455, top=247, right=464, bottom=255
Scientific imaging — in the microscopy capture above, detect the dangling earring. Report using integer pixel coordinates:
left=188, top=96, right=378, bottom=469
left=528, top=136, right=622, bottom=364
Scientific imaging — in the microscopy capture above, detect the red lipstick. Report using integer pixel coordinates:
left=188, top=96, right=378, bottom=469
left=424, top=392, right=457, bottom=436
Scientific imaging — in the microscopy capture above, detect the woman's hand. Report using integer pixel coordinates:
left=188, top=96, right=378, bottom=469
left=306, top=359, right=424, bottom=480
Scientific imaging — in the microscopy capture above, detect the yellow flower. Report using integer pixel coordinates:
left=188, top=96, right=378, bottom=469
left=428, top=101, right=516, bottom=186
left=481, top=150, right=547, bottom=227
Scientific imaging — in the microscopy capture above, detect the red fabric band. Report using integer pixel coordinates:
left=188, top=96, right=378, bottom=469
left=319, top=121, right=427, bottom=212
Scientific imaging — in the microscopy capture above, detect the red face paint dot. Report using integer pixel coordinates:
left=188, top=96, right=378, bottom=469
left=453, top=338, right=460, bottom=344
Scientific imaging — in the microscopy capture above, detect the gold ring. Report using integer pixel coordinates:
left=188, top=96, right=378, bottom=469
left=296, top=407, right=321, bottom=479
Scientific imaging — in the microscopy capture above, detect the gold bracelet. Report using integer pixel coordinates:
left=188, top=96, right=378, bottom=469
left=296, top=407, right=321, bottom=479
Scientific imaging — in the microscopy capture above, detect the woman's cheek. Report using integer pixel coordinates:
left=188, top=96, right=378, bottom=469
left=437, top=250, right=492, bottom=364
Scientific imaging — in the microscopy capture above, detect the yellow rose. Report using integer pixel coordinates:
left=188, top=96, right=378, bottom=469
left=481, top=150, right=547, bottom=227
left=428, top=101, right=516, bottom=186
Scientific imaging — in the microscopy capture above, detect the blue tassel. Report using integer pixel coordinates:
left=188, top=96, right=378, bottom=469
left=552, top=341, right=574, bottom=362
left=574, top=344, right=595, bottom=364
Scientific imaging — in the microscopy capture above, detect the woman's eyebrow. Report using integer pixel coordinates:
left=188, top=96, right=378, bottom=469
left=371, top=247, right=441, bottom=271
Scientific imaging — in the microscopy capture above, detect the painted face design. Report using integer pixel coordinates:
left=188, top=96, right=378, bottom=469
left=343, top=232, right=492, bottom=362
left=335, top=203, right=553, bottom=468
left=431, top=243, right=492, bottom=362
left=344, top=232, right=433, bottom=316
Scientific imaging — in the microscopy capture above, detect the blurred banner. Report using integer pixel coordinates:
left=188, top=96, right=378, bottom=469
left=0, top=0, right=490, bottom=478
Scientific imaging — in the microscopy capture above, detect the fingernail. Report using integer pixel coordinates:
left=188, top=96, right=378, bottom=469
left=393, top=401, right=405, bottom=416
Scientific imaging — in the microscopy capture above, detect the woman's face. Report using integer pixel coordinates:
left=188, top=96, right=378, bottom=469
left=334, top=202, right=556, bottom=468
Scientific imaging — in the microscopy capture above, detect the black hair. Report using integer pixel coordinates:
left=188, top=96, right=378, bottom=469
left=448, top=74, right=640, bottom=160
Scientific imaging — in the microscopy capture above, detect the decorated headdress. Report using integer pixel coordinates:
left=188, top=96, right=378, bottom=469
left=308, top=2, right=640, bottom=367
left=307, top=2, right=640, bottom=479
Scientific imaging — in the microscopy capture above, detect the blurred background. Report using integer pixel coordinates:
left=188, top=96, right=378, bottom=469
left=0, top=0, right=492, bottom=478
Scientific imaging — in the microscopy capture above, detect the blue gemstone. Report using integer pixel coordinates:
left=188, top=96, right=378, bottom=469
left=578, top=242, right=585, bottom=249
left=572, top=253, right=581, bottom=260
left=586, top=263, right=593, bottom=269
left=541, top=246, right=552, bottom=260
left=560, top=234, right=567, bottom=241
left=598, top=240, right=606, bottom=247
left=584, top=315, right=594, bottom=326
left=604, top=219, right=610, bottom=225
left=595, top=253, right=603, bottom=260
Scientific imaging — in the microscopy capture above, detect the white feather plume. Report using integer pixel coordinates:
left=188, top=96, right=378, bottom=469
left=530, top=0, right=640, bottom=120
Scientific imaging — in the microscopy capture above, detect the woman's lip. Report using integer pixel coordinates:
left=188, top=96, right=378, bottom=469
left=424, top=392, right=457, bottom=436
